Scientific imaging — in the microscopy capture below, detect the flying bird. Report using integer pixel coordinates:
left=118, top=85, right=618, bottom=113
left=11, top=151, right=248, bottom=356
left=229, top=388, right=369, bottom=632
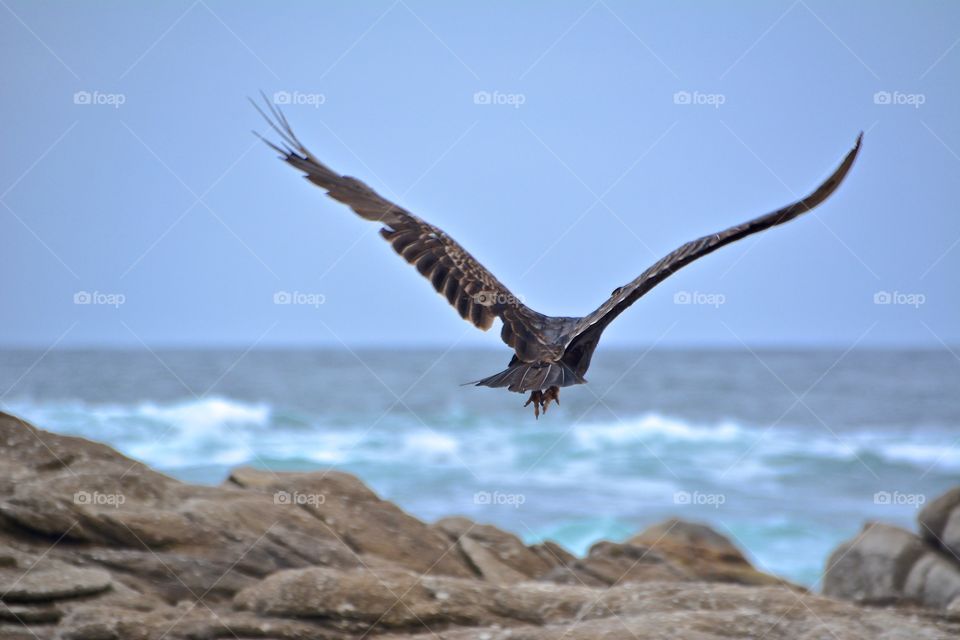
left=254, top=99, right=862, bottom=418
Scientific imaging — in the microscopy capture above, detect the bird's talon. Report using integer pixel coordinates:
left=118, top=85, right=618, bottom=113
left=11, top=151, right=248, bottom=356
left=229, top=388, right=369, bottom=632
left=525, top=390, right=543, bottom=418
left=524, top=387, right=559, bottom=418
left=542, top=386, right=560, bottom=414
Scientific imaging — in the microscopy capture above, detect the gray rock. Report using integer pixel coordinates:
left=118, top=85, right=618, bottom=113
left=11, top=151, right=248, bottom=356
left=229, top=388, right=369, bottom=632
left=823, top=522, right=927, bottom=603
left=919, top=488, right=960, bottom=570
left=824, top=499, right=960, bottom=613
left=905, top=552, right=960, bottom=609
left=919, top=488, right=960, bottom=551
left=949, top=594, right=960, bottom=612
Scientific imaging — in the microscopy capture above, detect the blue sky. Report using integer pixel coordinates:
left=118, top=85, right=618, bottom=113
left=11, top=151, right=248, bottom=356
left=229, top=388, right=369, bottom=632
left=1, top=1, right=958, bottom=348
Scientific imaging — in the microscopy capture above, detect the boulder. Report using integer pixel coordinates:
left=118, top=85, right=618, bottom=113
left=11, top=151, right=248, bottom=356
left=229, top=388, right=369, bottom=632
left=823, top=523, right=927, bottom=604
left=824, top=510, right=960, bottom=612
left=919, top=487, right=960, bottom=558
left=904, top=552, right=960, bottom=609
left=628, top=518, right=793, bottom=587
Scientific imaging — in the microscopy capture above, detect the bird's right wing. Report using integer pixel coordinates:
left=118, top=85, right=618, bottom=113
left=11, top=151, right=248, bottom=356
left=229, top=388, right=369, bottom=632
left=253, top=98, right=556, bottom=362
left=568, top=133, right=863, bottom=343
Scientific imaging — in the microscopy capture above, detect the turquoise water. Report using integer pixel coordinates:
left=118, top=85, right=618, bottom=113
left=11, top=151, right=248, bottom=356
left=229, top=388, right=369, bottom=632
left=1, top=348, right=956, bottom=586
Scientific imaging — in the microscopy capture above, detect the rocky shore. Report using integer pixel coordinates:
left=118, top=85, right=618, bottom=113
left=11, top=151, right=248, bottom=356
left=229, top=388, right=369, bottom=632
left=0, top=411, right=958, bottom=639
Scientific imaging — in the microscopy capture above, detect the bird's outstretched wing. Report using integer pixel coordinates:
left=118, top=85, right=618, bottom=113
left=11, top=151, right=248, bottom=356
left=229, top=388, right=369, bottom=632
left=567, top=133, right=863, bottom=344
left=253, top=97, right=556, bottom=362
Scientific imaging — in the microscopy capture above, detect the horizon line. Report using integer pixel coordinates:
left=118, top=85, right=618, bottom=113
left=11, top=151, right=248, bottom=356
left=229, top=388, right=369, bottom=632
left=0, top=342, right=956, bottom=352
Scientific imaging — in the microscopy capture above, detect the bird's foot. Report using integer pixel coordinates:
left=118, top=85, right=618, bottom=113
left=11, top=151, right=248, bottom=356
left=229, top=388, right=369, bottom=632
left=523, top=390, right=543, bottom=419
left=523, top=386, right=560, bottom=419
left=542, top=386, right=560, bottom=412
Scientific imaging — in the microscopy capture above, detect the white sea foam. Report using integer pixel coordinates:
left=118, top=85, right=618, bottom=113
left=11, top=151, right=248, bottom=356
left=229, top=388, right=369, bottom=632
left=403, top=430, right=461, bottom=457
left=10, top=396, right=269, bottom=431
left=874, top=442, right=960, bottom=467
left=7, top=399, right=958, bottom=474
left=135, top=397, right=270, bottom=429
left=573, top=413, right=743, bottom=450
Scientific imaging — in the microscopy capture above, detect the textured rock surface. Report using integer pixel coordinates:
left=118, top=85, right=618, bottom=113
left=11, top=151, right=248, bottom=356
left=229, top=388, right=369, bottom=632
left=1, top=411, right=958, bottom=639
left=0, top=566, right=112, bottom=603
left=824, top=509, right=960, bottom=612
left=370, top=583, right=960, bottom=640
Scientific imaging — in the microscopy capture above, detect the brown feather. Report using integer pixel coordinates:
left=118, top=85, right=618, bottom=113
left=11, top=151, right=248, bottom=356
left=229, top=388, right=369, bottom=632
left=444, top=272, right=461, bottom=305
left=415, top=253, right=438, bottom=276
left=456, top=293, right=471, bottom=319
left=430, top=265, right=449, bottom=291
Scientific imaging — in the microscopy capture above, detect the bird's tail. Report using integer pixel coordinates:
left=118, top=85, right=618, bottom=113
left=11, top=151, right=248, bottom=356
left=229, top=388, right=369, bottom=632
left=468, top=361, right=585, bottom=393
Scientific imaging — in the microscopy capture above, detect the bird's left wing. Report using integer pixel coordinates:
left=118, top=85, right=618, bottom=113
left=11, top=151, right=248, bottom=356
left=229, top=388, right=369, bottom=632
left=253, top=98, right=554, bottom=362
left=567, top=133, right=863, bottom=344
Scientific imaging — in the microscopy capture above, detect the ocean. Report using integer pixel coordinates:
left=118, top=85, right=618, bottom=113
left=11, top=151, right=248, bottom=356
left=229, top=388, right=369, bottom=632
left=1, top=347, right=956, bottom=586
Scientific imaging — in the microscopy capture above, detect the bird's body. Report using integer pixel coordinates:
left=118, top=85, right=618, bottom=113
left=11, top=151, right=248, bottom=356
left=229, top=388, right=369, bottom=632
left=255, top=99, right=862, bottom=417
